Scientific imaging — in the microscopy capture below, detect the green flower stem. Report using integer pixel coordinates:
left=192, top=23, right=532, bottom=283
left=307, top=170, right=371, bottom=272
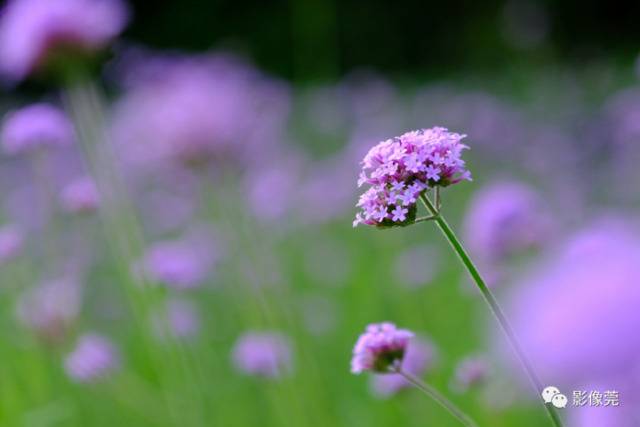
left=419, top=194, right=564, bottom=427
left=393, top=367, right=479, bottom=427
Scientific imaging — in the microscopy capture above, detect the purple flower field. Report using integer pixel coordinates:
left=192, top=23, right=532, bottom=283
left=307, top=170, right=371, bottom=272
left=1, top=0, right=639, bottom=425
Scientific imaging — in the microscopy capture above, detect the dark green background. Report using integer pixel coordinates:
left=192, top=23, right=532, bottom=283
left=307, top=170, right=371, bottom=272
left=125, top=0, right=640, bottom=81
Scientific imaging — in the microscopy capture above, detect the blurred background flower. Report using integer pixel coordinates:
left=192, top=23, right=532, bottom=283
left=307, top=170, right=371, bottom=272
left=60, top=176, right=100, bottom=214
left=506, top=217, right=640, bottom=404
left=0, top=0, right=128, bottom=81
left=232, top=331, right=293, bottom=379
left=64, top=333, right=119, bottom=383
left=462, top=181, right=552, bottom=286
left=0, top=224, right=23, bottom=264
left=17, top=277, right=82, bottom=344
left=451, top=356, right=490, bottom=393
left=1, top=103, right=74, bottom=155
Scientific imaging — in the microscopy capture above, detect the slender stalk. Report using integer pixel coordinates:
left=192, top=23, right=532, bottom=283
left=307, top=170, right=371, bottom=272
left=419, top=194, right=564, bottom=427
left=414, top=215, right=438, bottom=223
left=63, top=81, right=204, bottom=426
left=392, top=367, right=478, bottom=427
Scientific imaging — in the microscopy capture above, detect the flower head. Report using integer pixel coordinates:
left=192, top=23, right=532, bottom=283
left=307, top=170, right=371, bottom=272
left=351, top=322, right=414, bottom=374
left=370, top=335, right=437, bottom=397
left=232, top=331, right=293, bottom=378
left=152, top=298, right=200, bottom=340
left=0, top=0, right=128, bottom=81
left=0, top=224, right=23, bottom=264
left=111, top=52, right=288, bottom=169
left=463, top=181, right=550, bottom=264
left=1, top=103, right=74, bottom=155
left=354, top=128, right=470, bottom=227
left=451, top=356, right=489, bottom=392
left=17, top=277, right=81, bottom=343
left=60, top=177, right=100, bottom=214
left=64, top=333, right=119, bottom=383
left=141, top=232, right=219, bottom=290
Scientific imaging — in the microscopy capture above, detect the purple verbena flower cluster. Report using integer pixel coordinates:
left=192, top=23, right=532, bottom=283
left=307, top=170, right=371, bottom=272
left=61, top=177, right=100, bottom=214
left=64, top=333, right=119, bottom=383
left=354, top=127, right=471, bottom=227
left=1, top=103, right=74, bottom=155
left=0, top=225, right=23, bottom=264
left=370, top=335, right=437, bottom=397
left=351, top=322, right=413, bottom=374
left=17, top=278, right=81, bottom=343
left=141, top=233, right=218, bottom=290
left=152, top=298, right=200, bottom=340
left=451, top=356, right=489, bottom=392
left=232, top=331, right=292, bottom=378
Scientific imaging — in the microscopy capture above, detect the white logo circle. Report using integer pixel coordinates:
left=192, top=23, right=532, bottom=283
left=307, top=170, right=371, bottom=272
left=552, top=393, right=568, bottom=408
left=541, top=386, right=561, bottom=403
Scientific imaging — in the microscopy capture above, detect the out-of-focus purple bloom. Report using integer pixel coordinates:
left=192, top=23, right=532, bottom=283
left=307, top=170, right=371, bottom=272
left=462, top=181, right=550, bottom=285
left=603, top=88, right=640, bottom=146
left=297, top=155, right=359, bottom=225
left=244, top=157, right=302, bottom=223
left=568, top=379, right=639, bottom=425
left=370, top=336, right=437, bottom=398
left=451, top=356, right=489, bottom=393
left=142, top=231, right=219, bottom=290
left=351, top=322, right=414, bottom=374
left=507, top=218, right=640, bottom=396
left=111, top=52, right=289, bottom=168
left=165, top=299, right=199, bottom=338
left=0, top=224, right=23, bottom=263
left=1, top=104, right=74, bottom=155
left=60, top=176, right=99, bottom=214
left=354, top=128, right=471, bottom=228
left=569, top=391, right=638, bottom=427
left=64, top=333, right=118, bottom=383
left=246, top=168, right=293, bottom=222
left=153, top=298, right=200, bottom=340
left=410, top=88, right=525, bottom=160
left=393, top=245, right=439, bottom=289
left=342, top=71, right=401, bottom=126
left=0, top=0, right=128, bottom=81
left=599, top=89, right=640, bottom=200
left=232, top=331, right=293, bottom=378
left=17, top=278, right=81, bottom=343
